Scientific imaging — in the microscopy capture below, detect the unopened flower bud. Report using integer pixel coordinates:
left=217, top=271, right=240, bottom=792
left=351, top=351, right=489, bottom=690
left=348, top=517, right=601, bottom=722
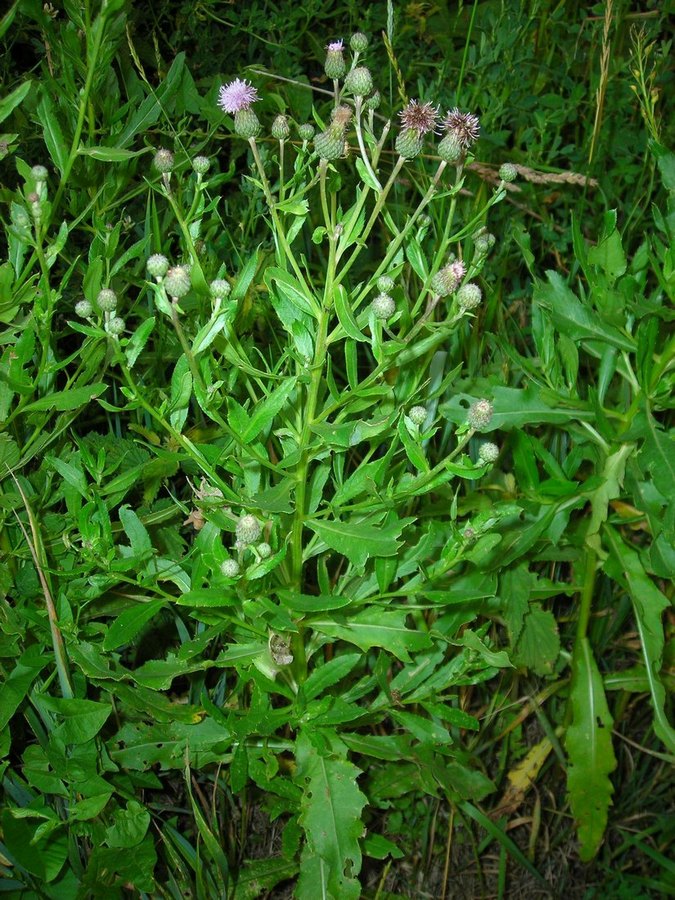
left=164, top=266, right=191, bottom=299
left=344, top=66, right=373, bottom=97
left=372, top=292, right=395, bottom=320
left=106, top=316, right=125, bottom=336
left=499, top=163, right=518, bottom=182
left=271, top=114, right=290, bottom=141
left=364, top=90, right=381, bottom=111
left=457, top=283, right=482, bottom=310
left=314, top=127, right=346, bottom=160
left=298, top=123, right=315, bottom=141
left=395, top=129, right=424, bottom=160
left=431, top=260, right=466, bottom=297
left=437, top=133, right=463, bottom=163
left=221, top=559, right=241, bottom=577
left=153, top=149, right=174, bottom=173
left=234, top=108, right=261, bottom=139
left=473, top=230, right=496, bottom=257
left=468, top=399, right=493, bottom=430
left=350, top=31, right=368, bottom=52
left=31, top=165, right=48, bottom=182
left=408, top=406, right=427, bottom=426
left=478, top=442, right=499, bottom=464
left=192, top=155, right=210, bottom=175
left=257, top=542, right=272, bottom=559
left=376, top=274, right=395, bottom=293
left=75, top=299, right=92, bottom=317
left=210, top=278, right=231, bottom=299
left=147, top=254, right=169, bottom=279
left=96, top=288, right=117, bottom=312
left=236, top=513, right=262, bottom=544
left=324, top=40, right=346, bottom=80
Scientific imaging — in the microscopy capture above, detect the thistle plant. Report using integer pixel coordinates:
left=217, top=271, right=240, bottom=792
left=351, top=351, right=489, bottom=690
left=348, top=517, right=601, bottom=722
left=2, top=11, right=672, bottom=899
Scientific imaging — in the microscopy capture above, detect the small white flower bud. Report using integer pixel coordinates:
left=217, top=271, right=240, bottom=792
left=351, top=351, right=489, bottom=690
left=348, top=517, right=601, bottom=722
left=164, top=266, right=191, bottom=299
left=236, top=513, right=262, bottom=544
left=408, top=406, right=427, bottom=426
left=298, top=123, right=315, bottom=141
left=31, top=165, right=48, bottom=182
left=344, top=66, right=373, bottom=97
left=457, top=283, right=483, bottom=310
left=75, top=300, right=92, bottom=317
left=96, top=288, right=117, bottom=312
left=468, top=399, right=493, bottom=430
left=257, top=542, right=272, bottom=559
left=376, top=274, right=395, bottom=294
left=499, top=162, right=518, bottom=183
left=147, top=254, right=169, bottom=279
left=350, top=32, right=368, bottom=52
left=106, top=316, right=125, bottom=336
left=153, top=149, right=174, bottom=173
left=221, top=559, right=241, bottom=577
left=209, top=278, right=231, bottom=299
left=371, top=293, right=395, bottom=320
left=478, top=442, right=499, bottom=464
left=192, top=155, right=210, bottom=175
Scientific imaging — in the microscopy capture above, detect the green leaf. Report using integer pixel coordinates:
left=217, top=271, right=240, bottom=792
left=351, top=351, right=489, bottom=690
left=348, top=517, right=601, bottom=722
left=355, top=156, right=380, bottom=191
left=565, top=637, right=616, bottom=861
left=334, top=284, right=366, bottom=342
left=40, top=697, right=111, bottom=744
left=534, top=271, right=634, bottom=351
left=0, top=649, right=46, bottom=734
left=113, top=53, right=185, bottom=148
left=265, top=266, right=318, bottom=318
left=103, top=599, right=164, bottom=651
left=1, top=811, right=68, bottom=882
left=119, top=505, right=152, bottom=555
left=295, top=731, right=366, bottom=900
left=21, top=381, right=107, bottom=412
left=307, top=515, right=412, bottom=569
left=587, top=211, right=627, bottom=282
left=639, top=411, right=675, bottom=502
left=511, top=604, right=560, bottom=675
left=78, top=146, right=151, bottom=161
left=604, top=526, right=675, bottom=753
left=0, top=80, right=31, bottom=125
left=311, top=608, right=432, bottom=662
left=105, top=800, right=150, bottom=848
left=36, top=91, right=68, bottom=176
left=125, top=316, right=155, bottom=368
left=242, top=378, right=296, bottom=441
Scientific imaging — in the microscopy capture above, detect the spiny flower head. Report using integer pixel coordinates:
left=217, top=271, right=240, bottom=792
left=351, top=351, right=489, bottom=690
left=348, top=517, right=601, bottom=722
left=442, top=107, right=480, bottom=149
left=399, top=99, right=439, bottom=135
left=331, top=105, right=353, bottom=128
left=326, top=39, right=344, bottom=52
left=324, top=39, right=346, bottom=79
left=218, top=78, right=259, bottom=114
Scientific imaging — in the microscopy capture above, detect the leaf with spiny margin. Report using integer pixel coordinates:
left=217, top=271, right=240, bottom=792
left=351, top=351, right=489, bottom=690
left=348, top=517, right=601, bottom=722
left=310, top=608, right=432, bottom=662
left=604, top=525, right=675, bottom=752
left=295, top=731, right=366, bottom=900
left=306, top=515, right=413, bottom=569
left=639, top=411, right=675, bottom=503
left=565, top=637, right=616, bottom=861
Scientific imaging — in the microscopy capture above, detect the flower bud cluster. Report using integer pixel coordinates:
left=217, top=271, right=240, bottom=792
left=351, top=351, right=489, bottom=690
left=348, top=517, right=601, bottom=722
left=371, top=272, right=397, bottom=321
left=431, top=259, right=466, bottom=297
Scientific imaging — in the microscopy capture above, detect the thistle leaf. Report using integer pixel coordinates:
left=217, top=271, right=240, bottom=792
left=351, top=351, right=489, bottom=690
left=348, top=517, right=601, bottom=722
left=565, top=637, right=616, bottom=861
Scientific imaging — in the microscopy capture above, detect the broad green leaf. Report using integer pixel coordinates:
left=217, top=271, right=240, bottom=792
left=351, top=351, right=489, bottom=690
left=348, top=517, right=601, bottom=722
left=0, top=649, right=46, bottom=734
left=586, top=443, right=633, bottom=552
left=639, top=410, right=675, bottom=502
left=587, top=211, right=627, bottom=282
left=102, top=599, right=164, bottom=651
left=355, top=156, right=380, bottom=191
left=78, top=146, right=151, bottom=161
left=441, top=384, right=592, bottom=432
left=604, top=526, right=675, bottom=752
left=119, top=506, right=152, bottom=555
left=125, top=316, right=155, bottom=368
left=113, top=53, right=185, bottom=148
left=0, top=80, right=31, bottom=125
left=334, top=284, right=366, bottom=341
left=21, top=381, right=107, bottom=412
left=511, top=604, right=560, bottom=675
left=242, top=378, right=296, bottom=441
left=311, top=608, right=432, bottom=662
left=36, top=91, right=68, bottom=176
left=303, top=653, right=362, bottom=701
left=307, top=515, right=412, bottom=569
left=565, top=637, right=616, bottom=861
left=233, top=858, right=299, bottom=900
left=265, top=266, right=318, bottom=317
left=105, top=800, right=150, bottom=848
left=1, top=811, right=68, bottom=882
left=40, top=697, right=111, bottom=744
left=534, top=271, right=634, bottom=351
left=295, top=731, right=366, bottom=900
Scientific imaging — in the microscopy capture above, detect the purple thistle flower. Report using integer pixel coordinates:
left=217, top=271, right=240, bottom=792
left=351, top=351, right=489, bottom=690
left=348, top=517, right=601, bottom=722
left=326, top=39, right=344, bottom=51
left=218, top=78, right=259, bottom=114
left=399, top=99, right=440, bottom=135
left=442, top=107, right=480, bottom=148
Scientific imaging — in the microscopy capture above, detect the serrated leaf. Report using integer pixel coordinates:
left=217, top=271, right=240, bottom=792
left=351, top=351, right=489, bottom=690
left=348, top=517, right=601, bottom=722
left=310, top=608, right=432, bottom=662
left=534, top=271, right=634, bottom=351
left=36, top=91, right=68, bottom=175
left=334, top=284, right=366, bottom=341
left=511, top=604, right=560, bottom=675
left=604, top=526, right=675, bottom=753
left=639, top=411, right=675, bottom=502
left=307, top=515, right=412, bottom=569
left=565, top=637, right=616, bottom=861
left=21, top=381, right=107, bottom=412
left=102, top=600, right=164, bottom=651
left=295, top=731, right=366, bottom=900
left=0, top=79, right=31, bottom=124
left=242, top=378, right=296, bottom=442
left=125, top=317, right=155, bottom=368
